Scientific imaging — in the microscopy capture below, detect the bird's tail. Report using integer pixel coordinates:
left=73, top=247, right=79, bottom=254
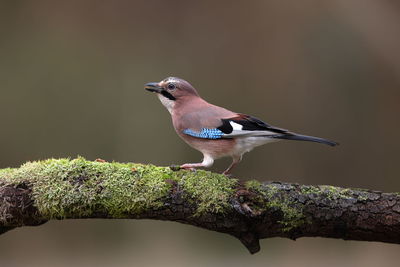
left=273, top=134, right=338, bottom=146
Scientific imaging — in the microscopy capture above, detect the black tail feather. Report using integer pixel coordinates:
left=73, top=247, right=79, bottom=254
left=274, top=134, right=338, bottom=146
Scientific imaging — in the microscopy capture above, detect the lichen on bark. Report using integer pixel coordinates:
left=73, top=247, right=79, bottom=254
left=244, top=180, right=306, bottom=231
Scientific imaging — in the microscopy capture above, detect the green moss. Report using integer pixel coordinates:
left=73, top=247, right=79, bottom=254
left=244, top=180, right=263, bottom=191
left=16, top=158, right=175, bottom=218
left=300, top=185, right=322, bottom=195
left=265, top=192, right=305, bottom=232
left=261, top=184, right=280, bottom=198
left=0, top=157, right=238, bottom=218
left=357, top=194, right=369, bottom=201
left=179, top=170, right=237, bottom=215
left=245, top=181, right=305, bottom=232
left=272, top=201, right=305, bottom=232
left=300, top=185, right=356, bottom=201
left=0, top=168, right=16, bottom=181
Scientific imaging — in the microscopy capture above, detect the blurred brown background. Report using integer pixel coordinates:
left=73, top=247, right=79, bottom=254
left=1, top=0, right=400, bottom=266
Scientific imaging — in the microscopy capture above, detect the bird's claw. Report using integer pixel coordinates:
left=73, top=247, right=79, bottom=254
left=222, top=172, right=232, bottom=177
left=180, top=164, right=198, bottom=172
left=169, top=165, right=181, bottom=172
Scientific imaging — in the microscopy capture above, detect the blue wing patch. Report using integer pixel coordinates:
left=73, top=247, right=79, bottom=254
left=183, top=128, right=224, bottom=139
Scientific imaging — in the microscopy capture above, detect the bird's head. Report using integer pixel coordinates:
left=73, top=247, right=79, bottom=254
left=145, top=77, right=199, bottom=113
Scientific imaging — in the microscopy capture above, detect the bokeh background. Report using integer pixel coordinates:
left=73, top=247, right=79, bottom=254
left=1, top=0, right=400, bottom=266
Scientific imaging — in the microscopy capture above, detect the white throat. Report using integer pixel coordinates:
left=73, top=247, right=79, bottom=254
left=157, top=94, right=175, bottom=114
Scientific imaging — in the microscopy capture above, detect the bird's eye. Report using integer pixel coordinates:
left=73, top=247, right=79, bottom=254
left=167, top=83, right=176, bottom=90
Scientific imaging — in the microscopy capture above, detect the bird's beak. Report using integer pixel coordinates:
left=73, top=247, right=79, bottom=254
left=144, top=82, right=163, bottom=93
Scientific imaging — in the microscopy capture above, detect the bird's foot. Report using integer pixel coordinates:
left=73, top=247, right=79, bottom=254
left=222, top=171, right=232, bottom=177
left=180, top=163, right=204, bottom=172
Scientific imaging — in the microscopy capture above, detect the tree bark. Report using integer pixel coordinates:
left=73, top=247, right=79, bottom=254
left=0, top=158, right=399, bottom=254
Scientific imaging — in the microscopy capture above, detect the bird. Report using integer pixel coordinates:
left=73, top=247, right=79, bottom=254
left=145, top=77, right=337, bottom=175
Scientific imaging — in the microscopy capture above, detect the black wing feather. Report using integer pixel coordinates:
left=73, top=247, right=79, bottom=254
left=217, top=114, right=288, bottom=134
left=216, top=119, right=234, bottom=134
left=241, top=115, right=288, bottom=134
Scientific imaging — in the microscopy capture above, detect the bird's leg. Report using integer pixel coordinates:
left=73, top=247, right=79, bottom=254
left=180, top=154, right=214, bottom=171
left=222, top=155, right=242, bottom=176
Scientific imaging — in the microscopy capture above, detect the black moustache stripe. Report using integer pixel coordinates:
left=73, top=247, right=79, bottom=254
left=161, top=90, right=176, bottom=101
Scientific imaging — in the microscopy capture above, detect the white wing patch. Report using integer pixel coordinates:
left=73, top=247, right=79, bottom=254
left=222, top=120, right=279, bottom=138
left=229, top=121, right=243, bottom=131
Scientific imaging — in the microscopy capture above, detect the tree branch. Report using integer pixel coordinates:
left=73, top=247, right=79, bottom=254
left=1, top=158, right=399, bottom=254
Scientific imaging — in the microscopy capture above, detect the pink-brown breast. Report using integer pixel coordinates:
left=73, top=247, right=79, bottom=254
left=172, top=97, right=238, bottom=158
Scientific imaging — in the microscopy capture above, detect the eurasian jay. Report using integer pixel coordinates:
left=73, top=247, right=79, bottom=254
left=145, top=77, right=337, bottom=175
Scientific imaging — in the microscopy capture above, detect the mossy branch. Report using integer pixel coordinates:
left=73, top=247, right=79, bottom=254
left=1, top=158, right=400, bottom=254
